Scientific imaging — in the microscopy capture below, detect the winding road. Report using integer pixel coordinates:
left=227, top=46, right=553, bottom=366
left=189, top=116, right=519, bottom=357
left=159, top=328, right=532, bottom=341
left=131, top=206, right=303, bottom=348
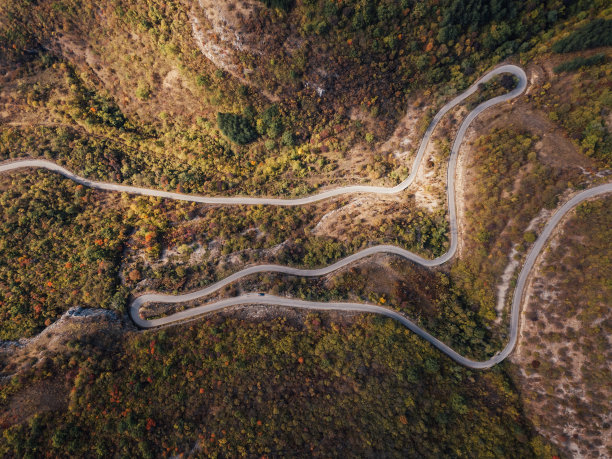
left=2, top=64, right=610, bottom=368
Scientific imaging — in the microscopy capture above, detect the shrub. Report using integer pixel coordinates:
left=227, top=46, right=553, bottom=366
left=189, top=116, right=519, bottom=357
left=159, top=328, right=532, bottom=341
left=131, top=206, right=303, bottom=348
left=500, top=74, right=518, bottom=90
left=257, top=105, right=284, bottom=138
left=243, top=104, right=256, bottom=120
left=217, top=113, right=258, bottom=145
left=267, top=119, right=283, bottom=138
left=196, top=74, right=211, bottom=87
left=282, top=130, right=295, bottom=147
left=524, top=231, right=536, bottom=244
left=135, top=83, right=151, bottom=100
left=264, top=139, right=276, bottom=150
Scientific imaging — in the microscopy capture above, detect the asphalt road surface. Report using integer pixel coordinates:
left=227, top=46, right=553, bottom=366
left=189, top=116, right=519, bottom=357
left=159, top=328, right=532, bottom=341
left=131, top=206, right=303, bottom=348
left=2, top=64, right=610, bottom=368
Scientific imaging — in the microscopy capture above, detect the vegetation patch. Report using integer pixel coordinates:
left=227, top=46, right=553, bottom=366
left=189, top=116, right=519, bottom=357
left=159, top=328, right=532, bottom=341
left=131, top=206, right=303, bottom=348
left=470, top=73, right=518, bottom=109
left=258, top=0, right=295, bottom=11
left=552, top=18, right=612, bottom=53
left=553, top=53, right=607, bottom=73
left=0, top=172, right=128, bottom=339
left=217, top=113, right=259, bottom=145
left=528, top=60, right=612, bottom=167
left=452, top=128, right=580, bottom=327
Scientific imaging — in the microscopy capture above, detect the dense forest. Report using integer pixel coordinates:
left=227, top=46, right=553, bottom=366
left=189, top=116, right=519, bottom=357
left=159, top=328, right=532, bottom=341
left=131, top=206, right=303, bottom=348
left=551, top=18, right=612, bottom=53
left=0, top=171, right=128, bottom=339
left=0, top=314, right=558, bottom=457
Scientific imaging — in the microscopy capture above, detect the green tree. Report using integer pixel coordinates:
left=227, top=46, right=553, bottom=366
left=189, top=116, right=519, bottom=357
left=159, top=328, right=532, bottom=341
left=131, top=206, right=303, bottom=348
left=217, top=113, right=258, bottom=145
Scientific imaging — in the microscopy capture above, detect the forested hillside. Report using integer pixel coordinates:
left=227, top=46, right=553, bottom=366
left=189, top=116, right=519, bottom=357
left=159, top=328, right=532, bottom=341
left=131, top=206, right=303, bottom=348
left=1, top=313, right=557, bottom=457
left=0, top=0, right=610, bottom=457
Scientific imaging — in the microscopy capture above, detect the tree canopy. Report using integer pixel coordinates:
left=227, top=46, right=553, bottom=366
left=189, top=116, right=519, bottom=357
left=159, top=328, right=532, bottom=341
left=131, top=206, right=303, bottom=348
left=552, top=19, right=612, bottom=53
left=217, top=113, right=259, bottom=145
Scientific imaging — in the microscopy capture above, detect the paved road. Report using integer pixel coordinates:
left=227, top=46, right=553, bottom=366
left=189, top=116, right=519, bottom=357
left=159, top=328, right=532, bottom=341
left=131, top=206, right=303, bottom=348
left=129, top=184, right=612, bottom=368
left=0, top=65, right=524, bottom=207
left=3, top=64, right=610, bottom=368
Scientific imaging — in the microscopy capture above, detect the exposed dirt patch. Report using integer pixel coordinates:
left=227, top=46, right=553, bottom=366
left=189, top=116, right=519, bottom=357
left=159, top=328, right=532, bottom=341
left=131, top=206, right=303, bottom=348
left=494, top=247, right=519, bottom=320
left=386, top=97, right=428, bottom=160
left=0, top=65, right=68, bottom=125
left=162, top=69, right=185, bottom=91
left=195, top=0, right=263, bottom=55
left=525, top=64, right=546, bottom=96
left=55, top=31, right=203, bottom=123
left=310, top=195, right=406, bottom=239
left=409, top=105, right=468, bottom=213
left=452, top=117, right=487, bottom=261
left=411, top=144, right=446, bottom=212
left=484, top=103, right=594, bottom=170
left=311, top=197, right=368, bottom=236
left=57, top=36, right=114, bottom=90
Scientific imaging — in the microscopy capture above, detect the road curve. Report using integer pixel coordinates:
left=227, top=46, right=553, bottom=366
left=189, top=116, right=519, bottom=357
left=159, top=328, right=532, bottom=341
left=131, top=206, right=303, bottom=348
left=3, top=64, right=610, bottom=368
left=129, top=184, right=612, bottom=368
left=0, top=65, right=524, bottom=207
